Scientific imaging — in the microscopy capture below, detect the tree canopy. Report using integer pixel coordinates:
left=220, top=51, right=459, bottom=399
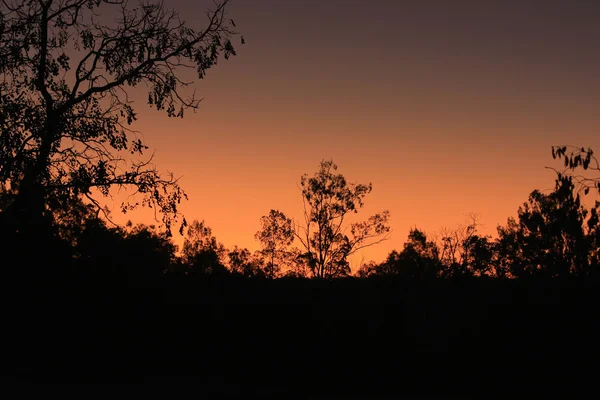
left=293, top=159, right=391, bottom=278
left=0, top=0, right=241, bottom=241
left=255, top=209, right=294, bottom=279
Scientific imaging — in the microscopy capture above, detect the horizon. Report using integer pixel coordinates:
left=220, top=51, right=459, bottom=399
left=4, top=0, right=600, bottom=391
left=97, top=0, right=600, bottom=265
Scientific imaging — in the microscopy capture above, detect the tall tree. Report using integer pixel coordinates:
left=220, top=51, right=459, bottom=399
left=0, top=0, right=241, bottom=241
left=254, top=209, right=294, bottom=279
left=293, top=159, right=391, bottom=279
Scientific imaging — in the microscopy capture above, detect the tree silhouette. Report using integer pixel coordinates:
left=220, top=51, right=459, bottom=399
left=120, top=222, right=176, bottom=285
left=255, top=209, right=294, bottom=279
left=282, top=247, right=310, bottom=278
left=293, top=160, right=391, bottom=279
left=368, top=217, right=496, bottom=279
left=227, top=246, right=265, bottom=278
left=434, top=214, right=484, bottom=277
left=379, top=228, right=441, bottom=278
left=355, top=260, right=378, bottom=278
left=0, top=0, right=241, bottom=242
left=181, top=219, right=228, bottom=277
left=496, top=176, right=589, bottom=278
left=550, top=145, right=599, bottom=196
left=461, top=234, right=495, bottom=277
left=584, top=201, right=600, bottom=276
left=72, top=219, right=175, bottom=285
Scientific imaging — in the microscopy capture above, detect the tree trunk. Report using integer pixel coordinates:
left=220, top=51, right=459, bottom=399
left=2, top=116, right=58, bottom=274
left=4, top=2, right=58, bottom=251
left=13, top=115, right=56, bottom=225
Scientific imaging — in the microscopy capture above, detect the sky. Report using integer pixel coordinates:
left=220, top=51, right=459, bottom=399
left=103, top=0, right=600, bottom=268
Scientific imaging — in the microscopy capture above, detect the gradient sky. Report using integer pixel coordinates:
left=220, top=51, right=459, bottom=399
left=104, top=0, right=600, bottom=268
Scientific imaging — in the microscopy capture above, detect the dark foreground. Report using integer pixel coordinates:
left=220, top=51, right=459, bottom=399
left=2, top=274, right=599, bottom=395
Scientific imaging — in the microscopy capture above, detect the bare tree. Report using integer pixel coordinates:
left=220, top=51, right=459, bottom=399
left=433, top=213, right=491, bottom=276
left=293, top=159, right=391, bottom=279
left=0, top=0, right=241, bottom=238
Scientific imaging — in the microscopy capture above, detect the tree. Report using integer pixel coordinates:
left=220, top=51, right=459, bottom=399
left=494, top=217, right=523, bottom=278
left=181, top=219, right=228, bottom=276
left=293, top=159, right=391, bottom=279
left=496, top=177, right=589, bottom=278
left=119, top=222, right=177, bottom=284
left=73, top=220, right=176, bottom=285
left=0, top=0, right=241, bottom=243
left=356, top=260, right=379, bottom=278
left=227, top=246, right=265, bottom=278
left=461, top=234, right=495, bottom=277
left=434, top=214, right=494, bottom=277
left=550, top=145, right=598, bottom=196
left=282, top=247, right=310, bottom=278
left=254, top=209, right=294, bottom=279
left=375, top=228, right=440, bottom=278
left=584, top=201, right=600, bottom=276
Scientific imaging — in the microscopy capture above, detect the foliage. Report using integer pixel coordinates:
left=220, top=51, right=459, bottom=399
left=0, top=0, right=241, bottom=237
left=433, top=214, right=494, bottom=277
left=282, top=247, right=311, bottom=278
left=228, top=246, right=266, bottom=278
left=181, top=219, right=228, bottom=276
left=73, top=220, right=176, bottom=285
left=550, top=145, right=597, bottom=196
left=293, top=159, right=391, bottom=279
left=495, top=176, right=591, bottom=278
left=356, top=260, right=379, bottom=278
left=384, top=228, right=441, bottom=278
left=255, top=209, right=294, bottom=278
left=7, top=138, right=600, bottom=284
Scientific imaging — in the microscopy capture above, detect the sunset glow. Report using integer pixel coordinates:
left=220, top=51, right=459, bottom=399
left=101, top=0, right=600, bottom=267
left=5, top=0, right=600, bottom=391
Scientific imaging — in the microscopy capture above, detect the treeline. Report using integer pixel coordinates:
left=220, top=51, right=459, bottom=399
left=4, top=158, right=600, bottom=286
left=3, top=1, right=600, bottom=391
left=359, top=175, right=600, bottom=279
left=4, top=155, right=600, bottom=392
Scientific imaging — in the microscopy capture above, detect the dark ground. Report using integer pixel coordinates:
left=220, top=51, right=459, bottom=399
left=2, top=274, right=599, bottom=395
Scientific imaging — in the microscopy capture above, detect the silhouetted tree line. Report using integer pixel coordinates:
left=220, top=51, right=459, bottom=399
left=3, top=0, right=599, bottom=285
left=359, top=175, right=600, bottom=279
left=2, top=1, right=600, bottom=393
left=3, top=156, right=600, bottom=286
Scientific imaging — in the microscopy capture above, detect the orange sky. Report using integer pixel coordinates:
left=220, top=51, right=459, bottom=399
left=101, top=0, right=600, bottom=269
